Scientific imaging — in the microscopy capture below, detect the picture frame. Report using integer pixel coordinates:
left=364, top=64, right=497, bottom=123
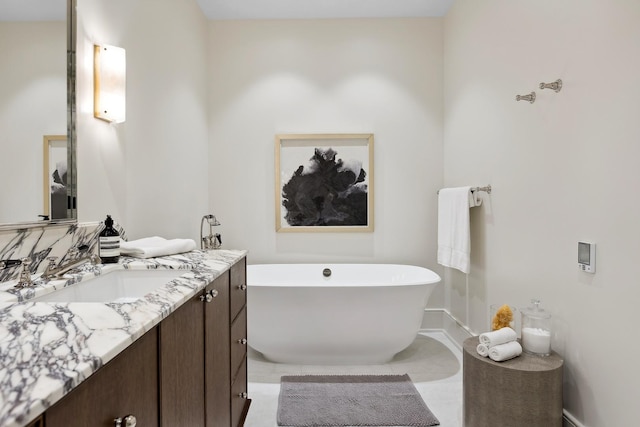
left=42, top=135, right=68, bottom=220
left=275, top=133, right=374, bottom=233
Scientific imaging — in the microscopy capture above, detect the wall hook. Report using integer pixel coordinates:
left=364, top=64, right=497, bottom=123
left=539, top=79, right=562, bottom=92
left=516, top=92, right=536, bottom=103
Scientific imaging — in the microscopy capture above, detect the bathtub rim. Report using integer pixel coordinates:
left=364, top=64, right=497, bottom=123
left=247, top=263, right=442, bottom=287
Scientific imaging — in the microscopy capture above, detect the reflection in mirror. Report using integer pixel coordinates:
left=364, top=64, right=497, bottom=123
left=42, top=134, right=68, bottom=220
left=0, top=0, right=76, bottom=228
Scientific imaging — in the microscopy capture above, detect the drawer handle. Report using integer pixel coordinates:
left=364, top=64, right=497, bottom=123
left=114, top=415, right=137, bottom=427
left=200, top=289, right=219, bottom=303
left=238, top=284, right=247, bottom=291
left=238, top=392, right=248, bottom=399
left=238, top=338, right=247, bottom=345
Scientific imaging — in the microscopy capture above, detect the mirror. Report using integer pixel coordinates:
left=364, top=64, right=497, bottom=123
left=0, top=0, right=76, bottom=229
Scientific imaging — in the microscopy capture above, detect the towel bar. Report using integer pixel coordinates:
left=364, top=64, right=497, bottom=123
left=472, top=185, right=492, bottom=194
left=437, top=185, right=492, bottom=195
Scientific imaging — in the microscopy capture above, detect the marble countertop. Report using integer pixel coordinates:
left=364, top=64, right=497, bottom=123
left=0, top=249, right=247, bottom=427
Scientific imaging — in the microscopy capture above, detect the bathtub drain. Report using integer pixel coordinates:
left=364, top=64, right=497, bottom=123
left=322, top=268, right=332, bottom=277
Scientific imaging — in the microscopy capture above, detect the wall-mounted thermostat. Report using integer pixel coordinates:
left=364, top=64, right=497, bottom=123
left=578, top=241, right=596, bottom=273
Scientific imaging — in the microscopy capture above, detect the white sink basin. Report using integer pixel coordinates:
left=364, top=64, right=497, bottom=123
left=33, top=269, right=186, bottom=303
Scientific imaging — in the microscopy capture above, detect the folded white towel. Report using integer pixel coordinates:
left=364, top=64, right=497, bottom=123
left=120, top=236, right=196, bottom=259
left=476, top=343, right=490, bottom=357
left=479, top=327, right=517, bottom=348
left=488, top=340, right=522, bottom=362
left=437, top=186, right=481, bottom=274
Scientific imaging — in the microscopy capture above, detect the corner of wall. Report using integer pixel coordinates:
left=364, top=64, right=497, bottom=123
left=421, top=308, right=474, bottom=350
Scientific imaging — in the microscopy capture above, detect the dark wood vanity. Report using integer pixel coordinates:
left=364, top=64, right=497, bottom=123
left=40, top=257, right=250, bottom=427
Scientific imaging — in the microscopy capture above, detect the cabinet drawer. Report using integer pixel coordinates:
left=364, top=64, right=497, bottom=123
left=230, top=306, right=247, bottom=381
left=230, top=258, right=246, bottom=322
left=231, top=357, right=250, bottom=427
left=46, top=328, right=159, bottom=427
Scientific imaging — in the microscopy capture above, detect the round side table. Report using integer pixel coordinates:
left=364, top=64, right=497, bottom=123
left=463, top=336, right=563, bottom=427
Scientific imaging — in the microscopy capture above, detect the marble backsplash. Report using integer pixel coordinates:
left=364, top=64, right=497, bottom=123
left=0, top=222, right=127, bottom=282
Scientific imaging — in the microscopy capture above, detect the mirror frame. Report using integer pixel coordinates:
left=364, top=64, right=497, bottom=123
left=0, top=0, right=77, bottom=231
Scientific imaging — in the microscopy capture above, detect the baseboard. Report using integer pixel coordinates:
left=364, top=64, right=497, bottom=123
left=563, top=410, right=586, bottom=427
left=421, top=308, right=474, bottom=350
left=422, top=309, right=587, bottom=427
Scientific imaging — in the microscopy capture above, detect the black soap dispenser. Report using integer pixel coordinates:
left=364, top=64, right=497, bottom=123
left=99, top=215, right=120, bottom=263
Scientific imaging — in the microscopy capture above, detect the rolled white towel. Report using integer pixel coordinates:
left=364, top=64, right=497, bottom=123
left=479, top=327, right=517, bottom=348
left=476, top=343, right=489, bottom=357
left=488, top=341, right=522, bottom=362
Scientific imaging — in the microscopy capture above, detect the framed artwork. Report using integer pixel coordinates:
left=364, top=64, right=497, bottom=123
left=42, top=135, right=68, bottom=220
left=275, top=133, right=374, bottom=232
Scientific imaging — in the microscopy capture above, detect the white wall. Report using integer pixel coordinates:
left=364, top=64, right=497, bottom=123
left=76, top=0, right=209, bottom=241
left=444, top=1, right=640, bottom=425
left=207, top=19, right=445, bottom=305
left=0, top=22, right=66, bottom=223
left=56, top=2, right=640, bottom=423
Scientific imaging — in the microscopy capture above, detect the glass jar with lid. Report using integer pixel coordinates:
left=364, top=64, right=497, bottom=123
left=520, top=299, right=552, bottom=356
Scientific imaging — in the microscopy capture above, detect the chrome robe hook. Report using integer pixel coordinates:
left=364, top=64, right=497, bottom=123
left=516, top=92, right=536, bottom=103
left=539, top=79, right=562, bottom=92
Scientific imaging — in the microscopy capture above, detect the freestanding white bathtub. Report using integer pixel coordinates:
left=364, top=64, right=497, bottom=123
left=247, top=264, right=441, bottom=364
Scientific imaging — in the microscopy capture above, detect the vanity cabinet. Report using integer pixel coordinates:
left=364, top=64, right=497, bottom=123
left=159, top=284, right=206, bottom=425
left=229, top=259, right=250, bottom=427
left=45, top=326, right=159, bottom=427
left=39, top=256, right=249, bottom=427
left=160, top=256, right=250, bottom=427
left=204, top=270, right=231, bottom=426
left=24, top=416, right=43, bottom=427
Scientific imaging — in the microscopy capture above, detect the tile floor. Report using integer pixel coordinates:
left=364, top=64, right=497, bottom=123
left=244, top=331, right=463, bottom=427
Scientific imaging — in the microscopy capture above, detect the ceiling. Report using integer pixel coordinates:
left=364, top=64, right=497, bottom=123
left=0, top=0, right=65, bottom=21
left=196, top=0, right=455, bottom=20
left=0, top=0, right=454, bottom=21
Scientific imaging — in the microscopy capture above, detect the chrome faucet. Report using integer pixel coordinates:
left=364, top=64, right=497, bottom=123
left=15, top=258, right=34, bottom=289
left=42, top=245, right=101, bottom=279
left=1, top=258, right=35, bottom=288
left=200, top=214, right=222, bottom=250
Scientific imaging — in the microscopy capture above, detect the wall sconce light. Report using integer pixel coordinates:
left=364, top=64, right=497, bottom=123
left=94, top=44, right=126, bottom=123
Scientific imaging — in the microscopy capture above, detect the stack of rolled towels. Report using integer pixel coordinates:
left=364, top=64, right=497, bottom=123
left=476, top=327, right=522, bottom=362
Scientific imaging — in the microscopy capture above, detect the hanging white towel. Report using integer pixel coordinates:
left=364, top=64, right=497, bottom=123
left=437, top=186, right=481, bottom=274
left=120, top=236, right=196, bottom=259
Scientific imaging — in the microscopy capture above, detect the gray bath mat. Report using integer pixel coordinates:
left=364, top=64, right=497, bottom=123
left=277, top=374, right=440, bottom=426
